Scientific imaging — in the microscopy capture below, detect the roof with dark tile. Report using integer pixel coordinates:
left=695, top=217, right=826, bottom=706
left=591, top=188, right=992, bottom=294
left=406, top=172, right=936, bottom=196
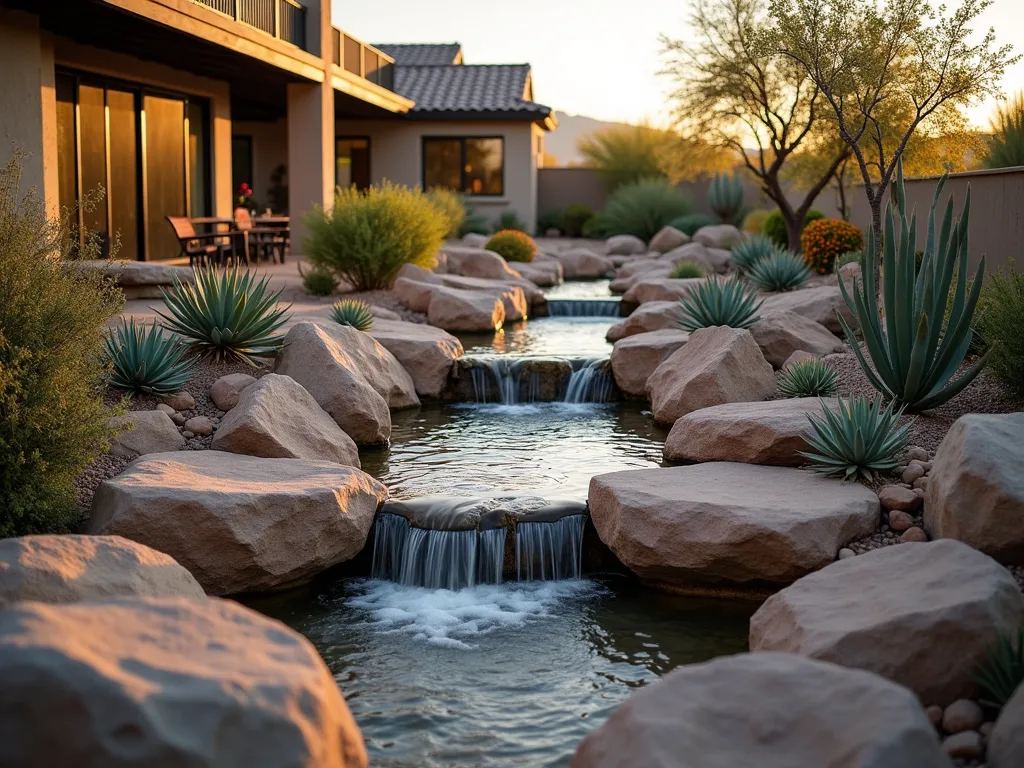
left=375, top=43, right=462, bottom=66
left=393, top=64, right=552, bottom=119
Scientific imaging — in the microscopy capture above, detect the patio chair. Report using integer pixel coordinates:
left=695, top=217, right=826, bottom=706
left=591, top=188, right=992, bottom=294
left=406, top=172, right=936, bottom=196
left=166, top=216, right=240, bottom=268
left=234, top=208, right=289, bottom=264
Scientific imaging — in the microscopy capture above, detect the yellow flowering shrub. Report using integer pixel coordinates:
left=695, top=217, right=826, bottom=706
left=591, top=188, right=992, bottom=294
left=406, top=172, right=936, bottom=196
left=800, top=218, right=863, bottom=274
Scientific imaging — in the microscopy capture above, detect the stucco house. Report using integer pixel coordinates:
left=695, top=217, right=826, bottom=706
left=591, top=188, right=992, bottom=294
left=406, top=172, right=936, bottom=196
left=0, top=0, right=555, bottom=263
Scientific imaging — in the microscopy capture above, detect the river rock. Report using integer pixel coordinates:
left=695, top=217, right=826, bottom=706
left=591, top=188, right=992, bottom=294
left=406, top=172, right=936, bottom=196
left=693, top=224, right=742, bottom=249
left=605, top=301, right=679, bottom=342
left=368, top=319, right=463, bottom=398
left=749, top=539, right=1024, bottom=704
left=556, top=247, right=615, bottom=279
left=925, top=413, right=1024, bottom=564
left=572, top=652, right=946, bottom=768
left=0, top=534, right=204, bottom=606
left=663, top=398, right=831, bottom=465
left=645, top=326, right=776, bottom=425
left=159, top=390, right=195, bottom=411
left=751, top=310, right=845, bottom=368
left=86, top=451, right=387, bottom=595
left=623, top=276, right=703, bottom=304
left=208, top=373, right=256, bottom=411
left=0, top=596, right=368, bottom=767
left=107, top=410, right=185, bottom=458
left=441, top=245, right=523, bottom=281
left=610, top=330, right=690, bottom=397
left=606, top=234, right=646, bottom=255
left=588, top=463, right=879, bottom=587
left=648, top=226, right=689, bottom=253
left=761, top=285, right=857, bottom=334
left=879, top=485, right=922, bottom=513
left=211, top=374, right=360, bottom=467
left=990, top=681, right=1024, bottom=768
left=183, top=415, right=214, bottom=436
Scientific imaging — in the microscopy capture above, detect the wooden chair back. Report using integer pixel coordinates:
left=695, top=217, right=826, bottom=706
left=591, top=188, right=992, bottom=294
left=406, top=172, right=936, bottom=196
left=166, top=216, right=197, bottom=241
left=234, top=207, right=254, bottom=231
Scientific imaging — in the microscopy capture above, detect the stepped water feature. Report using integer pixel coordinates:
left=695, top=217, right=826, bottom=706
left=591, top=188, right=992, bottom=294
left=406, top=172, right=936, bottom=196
left=464, top=355, right=615, bottom=404
left=545, top=298, right=621, bottom=317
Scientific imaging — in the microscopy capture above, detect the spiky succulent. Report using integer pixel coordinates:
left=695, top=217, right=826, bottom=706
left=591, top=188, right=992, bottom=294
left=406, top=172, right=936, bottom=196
left=103, top=318, right=194, bottom=395
left=157, top=267, right=291, bottom=365
left=778, top=359, right=839, bottom=398
left=708, top=171, right=745, bottom=223
left=330, top=298, right=374, bottom=331
left=746, top=248, right=811, bottom=292
left=670, top=261, right=705, bottom=279
left=799, top=394, right=912, bottom=481
left=975, top=627, right=1024, bottom=711
left=676, top=276, right=762, bottom=332
left=730, top=235, right=776, bottom=274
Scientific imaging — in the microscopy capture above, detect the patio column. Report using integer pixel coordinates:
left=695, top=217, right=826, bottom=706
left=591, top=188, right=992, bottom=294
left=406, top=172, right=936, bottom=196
left=287, top=79, right=334, bottom=257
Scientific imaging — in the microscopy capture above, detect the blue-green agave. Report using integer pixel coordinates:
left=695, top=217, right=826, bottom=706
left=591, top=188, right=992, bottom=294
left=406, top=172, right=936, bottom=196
left=731, top=235, right=775, bottom=273
left=331, top=298, right=374, bottom=331
left=974, top=627, right=1024, bottom=711
left=677, top=276, right=762, bottom=332
left=839, top=160, right=988, bottom=412
left=708, top=171, right=745, bottom=223
left=746, top=247, right=811, bottom=292
left=799, top=394, right=912, bottom=481
left=103, top=318, right=193, bottom=395
left=778, top=359, right=839, bottom=398
left=157, top=267, right=291, bottom=364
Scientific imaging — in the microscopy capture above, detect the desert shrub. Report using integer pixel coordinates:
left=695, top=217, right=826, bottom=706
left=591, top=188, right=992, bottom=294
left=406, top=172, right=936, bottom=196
left=104, top=318, right=193, bottom=395
left=459, top=205, right=490, bottom=236
left=582, top=212, right=612, bottom=239
left=300, top=264, right=339, bottom=296
left=778, top=359, right=839, bottom=398
left=837, top=249, right=863, bottom=270
left=980, top=259, right=1024, bottom=398
left=676, top=277, right=762, bottom=331
left=0, top=154, right=123, bottom=536
left=764, top=208, right=824, bottom=248
left=670, top=261, right=706, bottom=279
left=536, top=208, right=564, bottom=235
left=496, top=211, right=527, bottom=233
left=562, top=203, right=595, bottom=237
left=742, top=208, right=773, bottom=234
left=486, top=230, right=537, bottom=263
left=330, top=298, right=374, bottom=331
left=602, top=179, right=692, bottom=242
left=668, top=212, right=716, bottom=237
left=801, top=218, right=864, bottom=274
left=577, top=123, right=673, bottom=190
left=425, top=187, right=466, bottom=239
left=746, top=248, right=811, bottom=292
left=984, top=91, right=1024, bottom=170
left=304, top=181, right=447, bottom=290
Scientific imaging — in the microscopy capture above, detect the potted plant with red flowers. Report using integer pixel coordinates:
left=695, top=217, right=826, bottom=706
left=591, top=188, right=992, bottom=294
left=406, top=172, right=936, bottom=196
left=236, top=182, right=258, bottom=214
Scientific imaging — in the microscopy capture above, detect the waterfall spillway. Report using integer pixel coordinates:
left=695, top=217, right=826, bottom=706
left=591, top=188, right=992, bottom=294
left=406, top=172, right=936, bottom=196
left=545, top=298, right=621, bottom=317
left=563, top=358, right=613, bottom=404
left=465, top=355, right=614, bottom=404
left=516, top=515, right=586, bottom=581
left=469, top=357, right=537, bottom=404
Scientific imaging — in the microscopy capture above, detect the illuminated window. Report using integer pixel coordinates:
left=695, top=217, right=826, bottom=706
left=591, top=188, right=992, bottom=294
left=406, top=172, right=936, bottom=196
left=422, top=137, right=503, bottom=196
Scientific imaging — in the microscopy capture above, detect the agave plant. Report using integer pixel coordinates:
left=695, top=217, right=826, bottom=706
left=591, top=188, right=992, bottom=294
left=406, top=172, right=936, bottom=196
left=746, top=247, right=811, bottom=292
left=676, top=277, right=762, bottom=332
left=778, top=359, right=839, bottom=398
left=731, top=235, right=776, bottom=274
left=708, top=171, right=745, bottom=223
left=670, top=261, right=705, bottom=279
left=839, top=160, right=988, bottom=412
left=331, top=298, right=374, bottom=331
left=157, top=267, right=290, bottom=364
left=103, top=318, right=194, bottom=395
left=799, top=394, right=912, bottom=482
left=975, top=627, right=1024, bottom=711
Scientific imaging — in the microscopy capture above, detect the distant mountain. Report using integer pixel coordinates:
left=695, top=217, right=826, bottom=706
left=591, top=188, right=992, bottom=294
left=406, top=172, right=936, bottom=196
left=544, top=112, right=627, bottom=167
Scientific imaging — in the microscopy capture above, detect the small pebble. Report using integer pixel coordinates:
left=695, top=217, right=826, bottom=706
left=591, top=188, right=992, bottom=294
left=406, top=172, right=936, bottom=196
left=942, top=699, right=984, bottom=734
left=902, top=464, right=926, bottom=484
left=181, top=430, right=195, bottom=439
left=913, top=488, right=926, bottom=498
left=888, top=510, right=915, bottom=532
left=155, top=403, right=176, bottom=416
left=183, top=416, right=214, bottom=436
left=171, top=413, right=187, bottom=427
left=926, top=705, right=944, bottom=728
left=160, top=391, right=195, bottom=411
left=900, top=527, right=929, bottom=543
left=913, top=476, right=929, bottom=491
left=941, top=730, right=983, bottom=760
left=838, top=548, right=856, bottom=560
left=906, top=447, right=930, bottom=462
left=878, top=485, right=922, bottom=513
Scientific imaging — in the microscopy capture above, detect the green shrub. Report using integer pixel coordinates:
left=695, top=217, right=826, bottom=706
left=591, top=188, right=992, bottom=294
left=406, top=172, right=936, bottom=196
left=708, top=172, right=745, bottom=223
left=304, top=181, right=447, bottom=291
left=984, top=91, right=1024, bottom=170
left=742, top=208, right=773, bottom=234
left=300, top=264, right=339, bottom=296
left=486, top=230, right=537, bottom=263
left=747, top=248, right=811, bottom=292
left=731, top=235, right=776, bottom=274
left=975, top=627, right=1024, bottom=711
left=670, top=261, right=706, bottom=279
left=459, top=205, right=490, bottom=236
left=0, top=154, right=123, bottom=536
left=778, top=359, right=839, bottom=398
left=763, top=208, right=824, bottom=247
left=676, top=277, right=762, bottom=332
left=330, top=298, right=374, bottom=331
left=577, top=123, right=672, bottom=190
left=104, top=318, right=193, bottom=395
left=980, top=259, right=1024, bottom=397
left=158, top=267, right=290, bottom=365
left=582, top=212, right=612, bottom=239
left=562, top=203, right=594, bottom=237
left=496, top=211, right=527, bottom=233
left=800, top=394, right=912, bottom=482
left=668, top=212, right=716, bottom=237
left=425, top=187, right=466, bottom=239
left=536, top=208, right=564, bottom=235
left=837, top=250, right=863, bottom=270
left=602, top=179, right=692, bottom=243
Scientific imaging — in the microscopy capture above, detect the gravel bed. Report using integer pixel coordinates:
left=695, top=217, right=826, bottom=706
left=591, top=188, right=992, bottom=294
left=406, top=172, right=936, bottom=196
left=74, top=452, right=131, bottom=513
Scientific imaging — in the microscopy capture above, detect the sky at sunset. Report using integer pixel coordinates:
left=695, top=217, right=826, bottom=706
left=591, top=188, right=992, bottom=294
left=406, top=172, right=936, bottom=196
left=336, top=0, right=1024, bottom=129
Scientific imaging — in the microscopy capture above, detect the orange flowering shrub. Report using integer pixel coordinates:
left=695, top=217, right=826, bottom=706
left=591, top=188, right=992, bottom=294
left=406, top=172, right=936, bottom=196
left=486, top=229, right=537, bottom=263
left=800, top=218, right=863, bottom=274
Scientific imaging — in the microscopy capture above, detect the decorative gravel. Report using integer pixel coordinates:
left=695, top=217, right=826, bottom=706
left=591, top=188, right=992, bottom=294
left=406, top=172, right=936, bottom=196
left=74, top=452, right=130, bottom=513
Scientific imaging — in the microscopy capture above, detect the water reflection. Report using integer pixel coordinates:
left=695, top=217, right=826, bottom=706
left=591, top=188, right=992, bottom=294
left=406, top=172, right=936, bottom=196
left=457, top=316, right=616, bottom=358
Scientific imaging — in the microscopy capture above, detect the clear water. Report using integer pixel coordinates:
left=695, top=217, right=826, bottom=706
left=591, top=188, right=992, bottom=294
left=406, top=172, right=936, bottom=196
left=543, top=279, right=613, bottom=299
left=457, top=317, right=616, bottom=357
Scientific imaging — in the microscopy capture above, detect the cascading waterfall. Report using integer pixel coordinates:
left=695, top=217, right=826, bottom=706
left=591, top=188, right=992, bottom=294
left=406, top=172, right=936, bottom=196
left=545, top=298, right=621, bottom=317
left=466, top=355, right=615, bottom=404
left=516, top=515, right=586, bottom=581
left=470, top=357, right=525, bottom=404
left=563, top=358, right=613, bottom=403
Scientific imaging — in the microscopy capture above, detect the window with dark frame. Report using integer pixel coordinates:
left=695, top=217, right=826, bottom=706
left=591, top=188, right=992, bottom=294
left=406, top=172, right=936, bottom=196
left=422, top=137, right=504, bottom=196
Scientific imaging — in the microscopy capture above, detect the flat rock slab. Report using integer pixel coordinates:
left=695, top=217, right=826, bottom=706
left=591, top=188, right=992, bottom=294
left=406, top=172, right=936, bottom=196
left=750, top=539, right=1024, bottom=705
left=368, top=319, right=463, bottom=398
left=108, top=410, right=185, bottom=458
left=554, top=248, right=615, bottom=279
left=606, top=301, right=679, bottom=342
left=664, top=398, right=832, bottom=465
left=67, top=259, right=194, bottom=299
left=751, top=310, right=845, bottom=368
left=761, top=285, right=857, bottom=334
left=588, top=463, right=879, bottom=587
left=0, top=534, right=203, bottom=607
left=86, top=451, right=387, bottom=595
left=623, top=277, right=703, bottom=304
left=573, top=652, right=946, bottom=768
left=610, top=329, right=690, bottom=397
left=0, top=596, right=367, bottom=767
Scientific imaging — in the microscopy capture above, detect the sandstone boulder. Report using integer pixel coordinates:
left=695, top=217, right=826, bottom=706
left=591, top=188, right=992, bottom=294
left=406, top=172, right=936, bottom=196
left=0, top=597, right=368, bottom=767
left=0, top=535, right=203, bottom=606
left=606, top=301, right=680, bottom=342
left=925, top=413, right=1024, bottom=564
left=606, top=234, right=646, bottom=255
left=441, top=245, right=523, bottom=281
left=556, top=247, right=615, bottom=279
left=514, top=259, right=563, bottom=287
left=623, top=277, right=703, bottom=304
left=750, top=539, right=1024, bottom=704
left=438, top=274, right=532, bottom=318
left=645, top=326, right=776, bottom=424
left=86, top=451, right=386, bottom=595
left=616, top=258, right=673, bottom=281
left=761, top=285, right=856, bottom=334
left=69, top=259, right=194, bottom=299
left=461, top=232, right=490, bottom=248
left=211, top=374, right=360, bottom=467
left=588, top=463, right=879, bottom=587
left=990, top=681, right=1024, bottom=768
left=208, top=372, right=256, bottom=411
left=751, top=310, right=845, bottom=368
left=108, top=410, right=185, bottom=458
left=693, top=224, right=742, bottom=249
left=368, top=319, right=462, bottom=398
left=572, top=652, right=946, bottom=768
left=610, top=330, right=690, bottom=397
left=427, top=285, right=506, bottom=332
left=663, top=398, right=831, bottom=465
left=396, top=262, right=443, bottom=285
left=394, top=275, right=438, bottom=312
left=648, top=226, right=689, bottom=253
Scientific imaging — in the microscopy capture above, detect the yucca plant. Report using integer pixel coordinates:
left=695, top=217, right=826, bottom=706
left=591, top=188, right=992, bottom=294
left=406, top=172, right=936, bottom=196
left=838, top=161, right=988, bottom=412
left=670, top=261, right=705, bottom=279
left=708, top=171, right=745, bottom=223
left=331, top=298, right=374, bottom=331
left=731, top=235, right=776, bottom=274
left=975, top=627, right=1024, bottom=711
left=799, top=394, right=912, bottom=482
left=157, top=267, right=290, bottom=365
left=676, top=277, right=762, bottom=332
left=778, top=359, right=839, bottom=398
left=103, top=318, right=194, bottom=395
left=747, top=248, right=811, bottom=292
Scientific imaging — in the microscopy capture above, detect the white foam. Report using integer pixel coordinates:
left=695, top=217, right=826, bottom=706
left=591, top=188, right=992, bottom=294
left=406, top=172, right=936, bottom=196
left=346, top=579, right=601, bottom=650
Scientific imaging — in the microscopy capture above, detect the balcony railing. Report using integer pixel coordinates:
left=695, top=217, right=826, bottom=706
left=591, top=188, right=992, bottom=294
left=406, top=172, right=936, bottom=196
left=331, top=28, right=395, bottom=92
left=192, top=0, right=307, bottom=50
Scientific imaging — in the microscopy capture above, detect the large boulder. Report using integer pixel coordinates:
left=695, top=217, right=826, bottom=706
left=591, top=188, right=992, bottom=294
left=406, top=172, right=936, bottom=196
left=438, top=274, right=532, bottom=319
left=0, top=596, right=368, bottom=767
left=645, top=326, right=776, bottom=425
left=761, top=285, right=856, bottom=334
left=609, top=262, right=672, bottom=294
left=623, top=277, right=703, bottom=304
left=441, top=245, right=523, bottom=281
left=86, top=451, right=387, bottom=595
left=610, top=329, right=690, bottom=397
left=990, top=682, right=1024, bottom=768
left=606, top=234, right=646, bottom=255
left=572, top=652, right=946, bottom=768
left=588, top=463, right=879, bottom=587
left=750, top=539, right=1024, bottom=705
left=396, top=262, right=443, bottom=285
left=555, top=247, right=615, bottom=279
left=461, top=232, right=490, bottom=248
left=393, top=275, right=437, bottom=312
left=514, top=259, right=563, bottom=287
left=606, top=301, right=680, bottom=342
left=107, top=410, right=185, bottom=458
left=660, top=242, right=730, bottom=273
left=616, top=258, right=673, bottom=281
left=751, top=310, right=845, bottom=368
left=664, top=398, right=831, bottom=466
left=211, top=374, right=361, bottom=467
left=368, top=319, right=463, bottom=398
left=693, top=224, right=742, bottom=249
left=69, top=259, right=194, bottom=299
left=0, top=535, right=204, bottom=606
left=925, top=413, right=1024, bottom=564
left=209, top=372, right=256, bottom=411
left=427, top=285, right=506, bottom=332
left=648, top=226, right=689, bottom=253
